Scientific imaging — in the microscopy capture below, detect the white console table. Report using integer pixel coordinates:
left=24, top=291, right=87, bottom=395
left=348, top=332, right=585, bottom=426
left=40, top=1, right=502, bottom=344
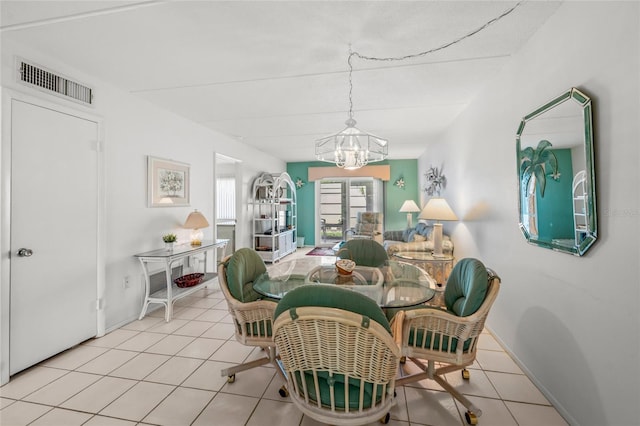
left=134, top=239, right=228, bottom=322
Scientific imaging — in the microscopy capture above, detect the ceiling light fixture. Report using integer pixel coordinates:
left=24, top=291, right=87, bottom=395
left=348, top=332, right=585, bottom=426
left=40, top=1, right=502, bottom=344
left=314, top=1, right=522, bottom=170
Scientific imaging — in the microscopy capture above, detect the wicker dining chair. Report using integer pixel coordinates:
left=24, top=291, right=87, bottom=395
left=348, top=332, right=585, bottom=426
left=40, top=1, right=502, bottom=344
left=217, top=249, right=281, bottom=383
left=337, top=238, right=389, bottom=268
left=392, top=258, right=501, bottom=425
left=273, top=285, right=401, bottom=425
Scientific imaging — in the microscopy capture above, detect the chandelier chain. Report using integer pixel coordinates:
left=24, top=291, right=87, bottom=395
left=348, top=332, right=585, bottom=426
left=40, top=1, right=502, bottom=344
left=346, top=1, right=523, bottom=117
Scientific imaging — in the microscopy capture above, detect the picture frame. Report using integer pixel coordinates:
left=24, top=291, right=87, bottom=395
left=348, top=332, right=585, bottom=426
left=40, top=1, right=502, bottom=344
left=147, top=156, right=190, bottom=207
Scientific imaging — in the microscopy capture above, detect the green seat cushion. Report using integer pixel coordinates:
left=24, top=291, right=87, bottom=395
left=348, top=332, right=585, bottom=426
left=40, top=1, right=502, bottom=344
left=444, top=258, right=488, bottom=317
left=340, top=239, right=388, bottom=267
left=293, top=370, right=385, bottom=410
left=274, top=285, right=391, bottom=333
left=224, top=248, right=267, bottom=303
left=407, top=328, right=471, bottom=353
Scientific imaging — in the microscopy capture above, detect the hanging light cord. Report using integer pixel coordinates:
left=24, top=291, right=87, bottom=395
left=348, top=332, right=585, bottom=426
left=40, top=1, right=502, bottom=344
left=346, top=1, right=523, bottom=120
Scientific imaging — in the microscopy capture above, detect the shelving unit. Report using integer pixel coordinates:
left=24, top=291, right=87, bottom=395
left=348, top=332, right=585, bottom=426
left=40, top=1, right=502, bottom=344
left=573, top=170, right=588, bottom=245
left=251, top=172, right=297, bottom=263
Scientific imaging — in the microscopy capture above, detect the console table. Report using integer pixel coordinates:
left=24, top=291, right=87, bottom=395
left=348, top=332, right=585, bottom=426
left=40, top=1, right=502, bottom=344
left=134, top=239, right=228, bottom=322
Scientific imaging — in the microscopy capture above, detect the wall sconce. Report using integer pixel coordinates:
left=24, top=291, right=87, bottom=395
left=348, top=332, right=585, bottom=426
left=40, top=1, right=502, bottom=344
left=183, top=209, right=209, bottom=246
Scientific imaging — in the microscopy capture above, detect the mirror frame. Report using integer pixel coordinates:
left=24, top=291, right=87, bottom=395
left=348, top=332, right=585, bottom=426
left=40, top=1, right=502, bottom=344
left=516, top=87, right=597, bottom=256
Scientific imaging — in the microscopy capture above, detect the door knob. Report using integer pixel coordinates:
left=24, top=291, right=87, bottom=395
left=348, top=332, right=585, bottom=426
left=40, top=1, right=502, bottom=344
left=17, top=248, right=33, bottom=257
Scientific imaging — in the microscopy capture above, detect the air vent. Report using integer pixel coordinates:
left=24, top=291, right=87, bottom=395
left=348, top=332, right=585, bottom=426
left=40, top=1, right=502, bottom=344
left=18, top=59, right=93, bottom=105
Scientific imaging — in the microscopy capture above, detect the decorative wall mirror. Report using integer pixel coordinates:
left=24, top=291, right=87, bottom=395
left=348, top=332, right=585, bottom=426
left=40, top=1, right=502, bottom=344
left=516, top=87, right=596, bottom=256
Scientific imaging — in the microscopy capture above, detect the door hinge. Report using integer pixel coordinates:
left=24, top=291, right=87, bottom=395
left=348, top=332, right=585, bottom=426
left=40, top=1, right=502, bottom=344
left=96, top=299, right=103, bottom=310
left=91, top=140, right=103, bottom=152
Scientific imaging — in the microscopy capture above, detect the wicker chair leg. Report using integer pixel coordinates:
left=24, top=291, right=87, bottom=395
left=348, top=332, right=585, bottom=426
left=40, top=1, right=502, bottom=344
left=432, top=374, right=482, bottom=420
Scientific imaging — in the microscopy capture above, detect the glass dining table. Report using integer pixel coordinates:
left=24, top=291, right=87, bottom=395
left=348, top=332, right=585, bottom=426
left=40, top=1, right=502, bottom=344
left=253, top=256, right=438, bottom=309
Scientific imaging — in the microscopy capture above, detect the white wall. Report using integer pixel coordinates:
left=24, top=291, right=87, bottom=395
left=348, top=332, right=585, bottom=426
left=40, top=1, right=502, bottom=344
left=0, top=39, right=285, bottom=340
left=418, top=2, right=639, bottom=425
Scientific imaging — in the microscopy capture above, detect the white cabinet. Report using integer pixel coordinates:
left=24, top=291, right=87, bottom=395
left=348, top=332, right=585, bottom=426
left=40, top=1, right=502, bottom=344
left=251, top=172, right=297, bottom=263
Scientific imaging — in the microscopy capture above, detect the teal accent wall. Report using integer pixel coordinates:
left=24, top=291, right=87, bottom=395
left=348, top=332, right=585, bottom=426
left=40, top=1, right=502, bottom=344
left=537, top=149, right=574, bottom=241
left=287, top=160, right=419, bottom=246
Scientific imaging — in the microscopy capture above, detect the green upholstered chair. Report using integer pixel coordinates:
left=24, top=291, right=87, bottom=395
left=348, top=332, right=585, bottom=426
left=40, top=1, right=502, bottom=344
left=346, top=211, right=384, bottom=244
left=218, top=249, right=282, bottom=383
left=337, top=238, right=389, bottom=268
left=273, top=285, right=400, bottom=425
left=393, top=258, right=501, bottom=425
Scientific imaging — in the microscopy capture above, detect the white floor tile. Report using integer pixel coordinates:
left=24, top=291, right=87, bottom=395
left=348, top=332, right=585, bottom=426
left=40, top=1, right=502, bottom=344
left=60, top=376, right=137, bottom=413
left=182, top=360, right=240, bottom=392
left=485, top=371, right=551, bottom=405
left=221, top=365, right=276, bottom=398
left=115, top=331, right=165, bottom=352
left=209, top=340, right=254, bottom=363
left=83, top=415, right=137, bottom=426
left=476, top=332, right=504, bottom=351
left=41, top=345, right=109, bottom=370
left=192, top=392, right=259, bottom=426
left=99, top=381, right=174, bottom=421
left=505, top=401, right=569, bottom=425
left=0, top=400, right=52, bottom=425
left=454, top=395, right=517, bottom=425
left=76, top=349, right=138, bottom=375
left=173, top=307, right=208, bottom=320
left=404, top=386, right=462, bottom=425
left=148, top=318, right=190, bottom=334
left=0, top=397, right=15, bottom=409
left=176, top=337, right=224, bottom=359
left=83, top=329, right=140, bottom=348
left=195, top=308, right=229, bottom=322
left=145, top=335, right=195, bottom=356
left=142, top=387, right=215, bottom=426
left=109, top=353, right=171, bottom=380
left=144, top=356, right=204, bottom=386
left=172, top=320, right=214, bottom=337
left=30, top=407, right=93, bottom=425
left=119, top=316, right=164, bottom=332
left=246, top=397, right=302, bottom=426
left=0, top=367, right=67, bottom=399
left=200, top=322, right=235, bottom=340
left=23, top=371, right=100, bottom=406
left=443, top=369, right=500, bottom=399
left=476, top=350, right=524, bottom=374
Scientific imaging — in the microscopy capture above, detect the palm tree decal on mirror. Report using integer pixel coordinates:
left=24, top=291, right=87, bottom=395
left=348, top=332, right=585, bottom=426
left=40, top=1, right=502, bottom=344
left=519, top=140, right=559, bottom=197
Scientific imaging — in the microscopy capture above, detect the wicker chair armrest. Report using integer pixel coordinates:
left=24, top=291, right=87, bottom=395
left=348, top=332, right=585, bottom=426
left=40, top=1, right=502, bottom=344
left=400, top=307, right=489, bottom=343
left=228, top=299, right=277, bottom=323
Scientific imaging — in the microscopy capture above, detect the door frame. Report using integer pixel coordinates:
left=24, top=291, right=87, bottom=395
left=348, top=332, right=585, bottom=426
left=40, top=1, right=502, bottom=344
left=0, top=88, right=106, bottom=384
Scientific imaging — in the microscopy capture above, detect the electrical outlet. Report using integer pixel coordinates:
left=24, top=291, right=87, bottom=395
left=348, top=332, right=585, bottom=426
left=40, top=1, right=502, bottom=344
left=123, top=276, right=131, bottom=289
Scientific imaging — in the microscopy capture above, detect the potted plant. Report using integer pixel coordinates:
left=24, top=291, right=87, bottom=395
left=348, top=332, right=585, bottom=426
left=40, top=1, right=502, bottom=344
left=162, top=233, right=177, bottom=250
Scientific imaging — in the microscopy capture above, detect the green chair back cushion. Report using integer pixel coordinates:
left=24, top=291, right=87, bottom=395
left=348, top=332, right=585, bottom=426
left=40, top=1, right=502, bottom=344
left=340, top=239, right=389, bottom=268
left=274, top=285, right=391, bottom=333
left=444, top=258, right=488, bottom=317
left=224, top=248, right=267, bottom=303
left=294, top=370, right=384, bottom=410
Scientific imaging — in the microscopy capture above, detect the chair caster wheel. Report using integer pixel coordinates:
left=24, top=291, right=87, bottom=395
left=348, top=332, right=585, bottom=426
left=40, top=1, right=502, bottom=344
left=462, top=369, right=470, bottom=380
left=278, top=385, right=289, bottom=397
left=227, top=374, right=236, bottom=383
left=380, top=412, right=390, bottom=424
left=400, top=356, right=406, bottom=364
left=465, top=411, right=478, bottom=425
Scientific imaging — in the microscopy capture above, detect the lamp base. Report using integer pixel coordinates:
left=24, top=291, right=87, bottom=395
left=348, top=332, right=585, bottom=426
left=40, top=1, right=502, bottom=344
left=432, top=223, right=444, bottom=257
left=406, top=213, right=413, bottom=229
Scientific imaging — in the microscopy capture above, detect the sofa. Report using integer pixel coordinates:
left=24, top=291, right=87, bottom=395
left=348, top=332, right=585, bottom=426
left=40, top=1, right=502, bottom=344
left=383, top=221, right=453, bottom=256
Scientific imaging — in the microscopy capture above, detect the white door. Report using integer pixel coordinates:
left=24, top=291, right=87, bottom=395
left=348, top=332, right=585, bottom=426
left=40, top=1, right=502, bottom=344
left=10, top=99, right=98, bottom=375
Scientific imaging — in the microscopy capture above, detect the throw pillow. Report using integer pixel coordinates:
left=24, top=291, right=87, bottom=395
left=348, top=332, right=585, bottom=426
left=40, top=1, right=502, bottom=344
left=412, top=234, right=427, bottom=242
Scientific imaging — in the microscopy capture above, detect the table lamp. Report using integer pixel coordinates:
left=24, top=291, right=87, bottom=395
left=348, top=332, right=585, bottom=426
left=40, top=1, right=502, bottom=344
left=183, top=209, right=209, bottom=246
left=399, top=200, right=421, bottom=228
left=418, top=198, right=458, bottom=257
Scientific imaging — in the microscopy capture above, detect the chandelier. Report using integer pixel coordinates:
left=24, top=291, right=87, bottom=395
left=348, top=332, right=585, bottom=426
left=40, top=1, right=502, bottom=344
left=314, top=1, right=522, bottom=170
left=315, top=49, right=387, bottom=170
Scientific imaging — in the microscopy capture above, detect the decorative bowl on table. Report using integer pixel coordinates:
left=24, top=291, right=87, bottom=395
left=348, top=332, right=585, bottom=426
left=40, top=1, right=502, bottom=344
left=174, top=273, right=204, bottom=288
left=335, top=259, right=356, bottom=276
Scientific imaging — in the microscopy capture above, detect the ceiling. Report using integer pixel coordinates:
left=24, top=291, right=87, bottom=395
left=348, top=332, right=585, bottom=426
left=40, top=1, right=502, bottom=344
left=1, top=1, right=561, bottom=163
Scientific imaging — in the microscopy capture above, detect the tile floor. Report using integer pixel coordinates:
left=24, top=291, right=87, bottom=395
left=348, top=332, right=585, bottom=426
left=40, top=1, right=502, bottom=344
left=0, top=248, right=569, bottom=426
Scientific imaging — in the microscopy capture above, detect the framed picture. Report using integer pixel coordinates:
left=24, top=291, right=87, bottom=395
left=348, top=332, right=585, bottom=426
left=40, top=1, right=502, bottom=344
left=147, top=156, right=190, bottom=207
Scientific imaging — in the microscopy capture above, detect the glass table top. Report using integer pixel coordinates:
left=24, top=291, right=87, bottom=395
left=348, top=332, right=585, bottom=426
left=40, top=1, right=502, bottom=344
left=253, top=256, right=437, bottom=308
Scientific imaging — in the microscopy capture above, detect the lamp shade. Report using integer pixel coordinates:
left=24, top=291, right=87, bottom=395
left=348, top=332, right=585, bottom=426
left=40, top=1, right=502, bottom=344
left=399, top=200, right=420, bottom=213
left=184, top=210, right=209, bottom=229
left=418, top=198, right=458, bottom=221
